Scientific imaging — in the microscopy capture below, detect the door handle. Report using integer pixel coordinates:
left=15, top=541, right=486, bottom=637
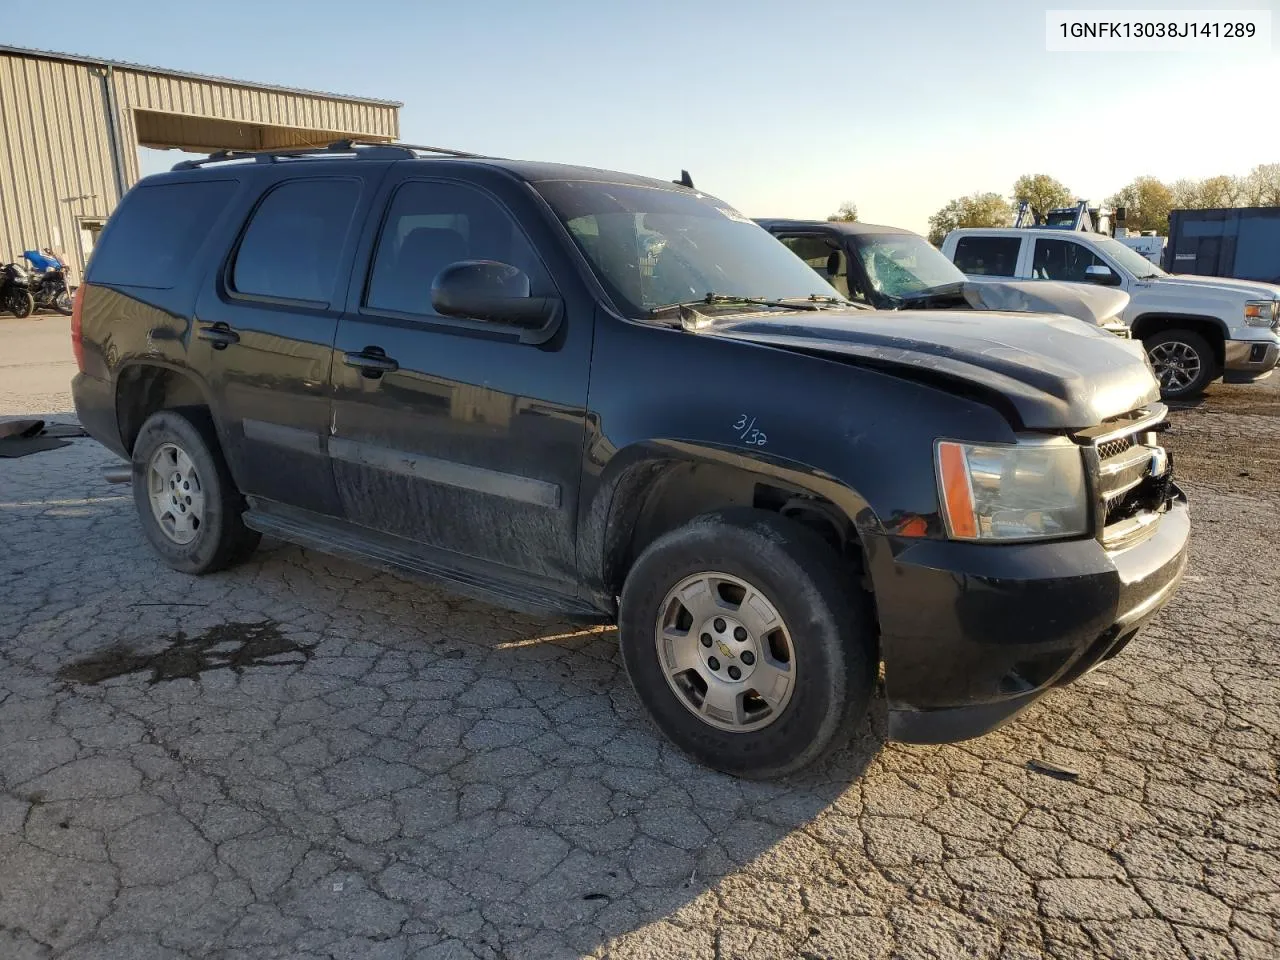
left=343, top=347, right=399, bottom=378
left=197, top=321, right=240, bottom=349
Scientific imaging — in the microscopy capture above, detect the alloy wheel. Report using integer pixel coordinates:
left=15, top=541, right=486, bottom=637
left=1147, top=340, right=1202, bottom=392
left=655, top=571, right=796, bottom=732
left=146, top=443, right=206, bottom=545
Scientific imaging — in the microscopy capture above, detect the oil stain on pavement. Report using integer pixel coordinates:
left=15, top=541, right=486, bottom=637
left=57, top=620, right=312, bottom=685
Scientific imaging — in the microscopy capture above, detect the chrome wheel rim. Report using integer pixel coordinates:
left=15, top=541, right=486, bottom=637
left=146, top=443, right=205, bottom=545
left=655, top=571, right=796, bottom=732
left=1148, top=341, right=1202, bottom=392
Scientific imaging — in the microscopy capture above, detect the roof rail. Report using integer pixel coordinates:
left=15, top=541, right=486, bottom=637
left=171, top=138, right=479, bottom=171
left=333, top=137, right=480, bottom=158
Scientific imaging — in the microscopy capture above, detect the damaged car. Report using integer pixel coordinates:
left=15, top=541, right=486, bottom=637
left=71, top=144, right=1189, bottom=778
left=757, top=218, right=1132, bottom=337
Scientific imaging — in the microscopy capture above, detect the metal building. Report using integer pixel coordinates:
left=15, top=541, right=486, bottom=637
left=0, top=45, right=401, bottom=284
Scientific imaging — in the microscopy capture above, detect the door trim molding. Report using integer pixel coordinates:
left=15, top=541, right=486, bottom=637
left=328, top=436, right=562, bottom=508
left=242, top=419, right=325, bottom=455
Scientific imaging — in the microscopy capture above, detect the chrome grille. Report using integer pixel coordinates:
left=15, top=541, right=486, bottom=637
left=1079, top=406, right=1171, bottom=541
left=1097, top=436, right=1134, bottom=462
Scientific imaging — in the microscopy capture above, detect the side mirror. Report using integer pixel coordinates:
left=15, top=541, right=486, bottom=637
left=431, top=260, right=561, bottom=330
left=1084, top=264, right=1121, bottom=286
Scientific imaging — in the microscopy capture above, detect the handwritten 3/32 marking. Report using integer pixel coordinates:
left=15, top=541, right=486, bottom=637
left=732, top=414, right=768, bottom=446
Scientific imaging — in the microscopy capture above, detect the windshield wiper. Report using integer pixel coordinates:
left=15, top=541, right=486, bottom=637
left=775, top=294, right=869, bottom=310
left=648, top=293, right=824, bottom=317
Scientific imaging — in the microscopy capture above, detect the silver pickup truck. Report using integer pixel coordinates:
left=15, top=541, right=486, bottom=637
left=941, top=227, right=1280, bottom=399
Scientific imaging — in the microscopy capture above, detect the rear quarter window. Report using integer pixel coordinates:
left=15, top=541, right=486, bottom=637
left=87, top=180, right=238, bottom=289
left=953, top=236, right=1021, bottom=277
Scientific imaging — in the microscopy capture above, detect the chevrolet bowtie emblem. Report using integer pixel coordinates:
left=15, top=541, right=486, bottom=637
left=716, top=641, right=734, bottom=660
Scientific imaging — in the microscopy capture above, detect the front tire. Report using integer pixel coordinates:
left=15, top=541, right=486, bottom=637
left=618, top=508, right=875, bottom=779
left=1145, top=330, right=1216, bottom=400
left=9, top=290, right=34, bottom=318
left=131, top=408, right=260, bottom=574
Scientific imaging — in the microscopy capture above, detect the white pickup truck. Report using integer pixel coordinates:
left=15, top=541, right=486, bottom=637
left=940, top=227, right=1280, bottom=399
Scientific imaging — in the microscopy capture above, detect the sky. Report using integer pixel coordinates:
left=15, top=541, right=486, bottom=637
left=7, top=0, right=1279, bottom=234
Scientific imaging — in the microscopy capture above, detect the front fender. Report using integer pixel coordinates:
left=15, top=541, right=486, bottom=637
left=576, top=309, right=1018, bottom=601
left=575, top=436, right=883, bottom=604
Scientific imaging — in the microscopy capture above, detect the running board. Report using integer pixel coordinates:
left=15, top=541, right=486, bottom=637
left=242, top=505, right=608, bottom=622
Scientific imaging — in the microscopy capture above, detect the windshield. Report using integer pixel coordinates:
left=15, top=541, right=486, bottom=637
left=1093, top=236, right=1167, bottom=278
left=852, top=233, right=966, bottom=299
left=533, top=180, right=844, bottom=316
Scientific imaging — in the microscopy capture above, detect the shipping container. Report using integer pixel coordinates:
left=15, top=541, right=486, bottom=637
left=1164, top=206, right=1280, bottom=284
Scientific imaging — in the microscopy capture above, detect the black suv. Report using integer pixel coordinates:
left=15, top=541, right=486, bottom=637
left=71, top=142, right=1190, bottom=778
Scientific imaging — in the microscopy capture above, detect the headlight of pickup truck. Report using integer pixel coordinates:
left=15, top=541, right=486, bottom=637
left=1244, top=300, right=1279, bottom=327
left=936, top=440, right=1088, bottom=541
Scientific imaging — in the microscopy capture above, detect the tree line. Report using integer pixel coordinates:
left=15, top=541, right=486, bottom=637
left=829, top=165, right=1280, bottom=244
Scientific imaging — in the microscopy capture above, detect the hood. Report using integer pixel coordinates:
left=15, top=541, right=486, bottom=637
left=708, top=308, right=1159, bottom=430
left=1150, top=274, right=1280, bottom=299
left=958, top=280, right=1130, bottom=325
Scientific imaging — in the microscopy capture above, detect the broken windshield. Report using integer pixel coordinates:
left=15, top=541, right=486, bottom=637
left=852, top=233, right=967, bottom=301
left=534, top=180, right=845, bottom=318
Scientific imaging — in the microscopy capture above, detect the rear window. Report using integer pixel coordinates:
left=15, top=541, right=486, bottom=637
left=232, top=178, right=362, bottom=304
left=87, top=180, right=237, bottom=289
left=953, top=236, right=1021, bottom=277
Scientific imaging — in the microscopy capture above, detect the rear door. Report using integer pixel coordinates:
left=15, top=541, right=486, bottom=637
left=192, top=163, right=386, bottom=516
left=949, top=234, right=1024, bottom=279
left=326, top=169, right=592, bottom=583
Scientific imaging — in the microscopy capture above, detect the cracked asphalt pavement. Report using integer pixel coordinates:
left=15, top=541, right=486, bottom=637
left=2, top=316, right=1278, bottom=959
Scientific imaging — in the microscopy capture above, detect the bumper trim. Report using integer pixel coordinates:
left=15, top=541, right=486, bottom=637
left=889, top=693, right=1041, bottom=745
left=1223, top=338, right=1280, bottom=382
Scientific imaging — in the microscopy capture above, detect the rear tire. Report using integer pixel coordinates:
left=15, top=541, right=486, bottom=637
left=1144, top=330, right=1216, bottom=400
left=131, top=408, right=260, bottom=574
left=618, top=508, right=875, bottom=779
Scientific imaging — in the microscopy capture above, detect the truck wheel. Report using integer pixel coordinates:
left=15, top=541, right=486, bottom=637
left=618, top=508, right=875, bottom=779
left=130, top=408, right=260, bottom=574
left=1145, top=330, right=1216, bottom=400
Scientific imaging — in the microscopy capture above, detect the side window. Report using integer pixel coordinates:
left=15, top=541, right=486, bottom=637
left=366, top=181, right=551, bottom=318
left=952, top=236, right=1021, bottom=277
left=231, top=179, right=361, bottom=304
left=779, top=235, right=850, bottom=299
left=1031, top=238, right=1106, bottom=282
left=87, top=180, right=237, bottom=289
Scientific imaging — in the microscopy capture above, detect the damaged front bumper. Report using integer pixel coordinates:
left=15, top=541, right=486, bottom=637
left=866, top=485, right=1190, bottom=744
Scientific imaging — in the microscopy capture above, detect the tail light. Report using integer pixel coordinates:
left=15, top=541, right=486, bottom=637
left=70, top=285, right=86, bottom=372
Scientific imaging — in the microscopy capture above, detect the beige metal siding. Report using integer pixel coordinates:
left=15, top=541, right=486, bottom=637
left=112, top=69, right=399, bottom=183
left=0, top=53, right=120, bottom=283
left=0, top=49, right=399, bottom=286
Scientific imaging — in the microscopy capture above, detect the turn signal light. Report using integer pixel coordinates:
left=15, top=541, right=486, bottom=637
left=936, top=441, right=978, bottom=539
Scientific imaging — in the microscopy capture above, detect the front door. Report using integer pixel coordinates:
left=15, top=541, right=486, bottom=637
left=772, top=232, right=856, bottom=300
left=192, top=166, right=382, bottom=517
left=328, top=175, right=591, bottom=584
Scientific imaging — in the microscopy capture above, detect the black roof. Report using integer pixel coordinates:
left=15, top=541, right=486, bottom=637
left=754, top=218, right=921, bottom=237
left=164, top=141, right=709, bottom=197
left=478, top=159, right=700, bottom=191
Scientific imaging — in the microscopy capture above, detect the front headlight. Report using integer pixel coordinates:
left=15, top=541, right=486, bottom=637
left=1244, top=300, right=1279, bottom=327
left=936, top=440, right=1089, bottom=541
